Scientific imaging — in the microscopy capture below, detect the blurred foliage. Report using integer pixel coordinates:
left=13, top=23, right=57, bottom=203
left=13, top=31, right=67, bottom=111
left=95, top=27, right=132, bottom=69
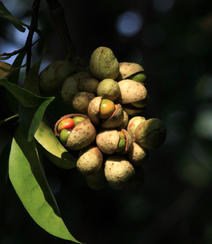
left=1, top=0, right=212, bottom=243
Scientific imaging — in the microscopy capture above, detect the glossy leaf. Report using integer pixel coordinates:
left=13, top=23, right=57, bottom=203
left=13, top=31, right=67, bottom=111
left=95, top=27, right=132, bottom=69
left=0, top=79, right=54, bottom=141
left=0, top=1, right=29, bottom=32
left=35, top=119, right=77, bottom=169
left=9, top=127, right=82, bottom=243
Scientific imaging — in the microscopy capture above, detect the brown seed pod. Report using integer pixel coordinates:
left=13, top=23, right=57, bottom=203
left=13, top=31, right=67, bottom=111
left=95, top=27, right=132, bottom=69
left=127, top=116, right=146, bottom=140
left=122, top=104, right=145, bottom=116
left=72, top=92, right=95, bottom=113
left=118, top=110, right=129, bottom=129
left=135, top=118, right=166, bottom=149
left=85, top=166, right=108, bottom=190
left=96, top=129, right=132, bottom=154
left=116, top=62, right=144, bottom=81
left=77, top=145, right=103, bottom=175
left=54, top=114, right=96, bottom=150
left=87, top=96, right=124, bottom=128
left=104, top=155, right=135, bottom=187
left=61, top=71, right=90, bottom=106
left=127, top=142, right=149, bottom=166
left=115, top=79, right=147, bottom=104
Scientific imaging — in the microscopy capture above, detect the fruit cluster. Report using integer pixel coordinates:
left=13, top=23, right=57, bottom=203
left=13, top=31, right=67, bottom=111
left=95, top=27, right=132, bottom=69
left=40, top=46, right=166, bottom=190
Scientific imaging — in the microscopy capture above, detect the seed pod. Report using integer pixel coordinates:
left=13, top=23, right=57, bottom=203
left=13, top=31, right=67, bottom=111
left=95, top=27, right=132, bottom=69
left=54, top=114, right=96, bottom=150
left=127, top=116, right=146, bottom=140
left=122, top=104, right=145, bottom=116
left=127, top=142, right=149, bottom=166
left=97, top=78, right=120, bottom=101
left=104, top=155, right=135, bottom=187
left=115, top=79, right=147, bottom=105
left=85, top=166, right=108, bottom=190
left=77, top=145, right=103, bottom=175
left=72, top=91, right=95, bottom=113
left=135, top=118, right=166, bottom=149
left=39, top=59, right=74, bottom=94
left=89, top=46, right=119, bottom=80
left=61, top=71, right=90, bottom=106
left=96, top=129, right=132, bottom=154
left=87, top=96, right=124, bottom=128
left=118, top=110, right=129, bottom=129
left=77, top=76, right=99, bottom=94
left=116, top=62, right=144, bottom=82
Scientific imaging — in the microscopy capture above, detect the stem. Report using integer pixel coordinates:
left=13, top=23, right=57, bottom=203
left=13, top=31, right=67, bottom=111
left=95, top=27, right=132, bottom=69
left=46, top=0, right=77, bottom=63
left=0, top=114, right=19, bottom=125
left=25, top=0, right=41, bottom=73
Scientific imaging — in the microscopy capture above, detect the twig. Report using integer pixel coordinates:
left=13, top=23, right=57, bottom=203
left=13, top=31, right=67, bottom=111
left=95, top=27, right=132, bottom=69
left=46, top=0, right=77, bottom=64
left=25, top=0, right=41, bottom=73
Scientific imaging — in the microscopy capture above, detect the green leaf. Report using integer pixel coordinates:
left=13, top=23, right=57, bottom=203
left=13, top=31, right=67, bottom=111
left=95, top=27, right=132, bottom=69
left=35, top=119, right=77, bottom=169
left=9, top=127, right=82, bottom=243
left=0, top=79, right=54, bottom=141
left=0, top=1, right=29, bottom=32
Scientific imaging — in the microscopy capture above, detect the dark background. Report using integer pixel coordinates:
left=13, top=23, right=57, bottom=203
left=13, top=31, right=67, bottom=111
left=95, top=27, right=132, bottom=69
left=1, top=0, right=212, bottom=243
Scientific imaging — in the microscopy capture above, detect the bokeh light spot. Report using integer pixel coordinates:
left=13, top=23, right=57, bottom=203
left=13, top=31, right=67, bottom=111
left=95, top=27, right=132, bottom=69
left=116, top=10, right=143, bottom=37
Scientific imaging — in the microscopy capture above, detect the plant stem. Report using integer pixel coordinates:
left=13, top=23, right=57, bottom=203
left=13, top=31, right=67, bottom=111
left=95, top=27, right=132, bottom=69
left=25, top=0, right=41, bottom=73
left=46, top=0, right=77, bottom=64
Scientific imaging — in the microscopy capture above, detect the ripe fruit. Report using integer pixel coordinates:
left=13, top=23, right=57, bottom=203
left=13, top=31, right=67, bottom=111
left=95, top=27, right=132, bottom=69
left=99, top=99, right=115, bottom=119
left=58, top=118, right=75, bottom=132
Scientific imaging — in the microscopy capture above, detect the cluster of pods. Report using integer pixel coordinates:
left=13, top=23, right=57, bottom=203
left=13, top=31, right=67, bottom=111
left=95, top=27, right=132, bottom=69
left=41, top=46, right=166, bottom=190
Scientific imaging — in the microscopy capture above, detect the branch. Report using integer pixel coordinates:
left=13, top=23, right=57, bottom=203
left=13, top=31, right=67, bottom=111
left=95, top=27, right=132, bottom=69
left=25, top=0, right=41, bottom=73
left=46, top=0, right=77, bottom=64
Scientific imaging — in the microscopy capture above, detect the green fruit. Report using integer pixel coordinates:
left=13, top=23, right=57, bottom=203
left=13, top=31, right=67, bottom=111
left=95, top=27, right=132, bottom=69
left=118, top=131, right=126, bottom=139
left=115, top=138, right=126, bottom=152
left=72, top=116, right=86, bottom=126
left=39, top=59, right=74, bottom=94
left=129, top=73, right=146, bottom=83
left=89, top=47, right=119, bottom=80
left=99, top=99, right=115, bottom=119
left=97, top=78, right=120, bottom=101
left=59, top=129, right=70, bottom=145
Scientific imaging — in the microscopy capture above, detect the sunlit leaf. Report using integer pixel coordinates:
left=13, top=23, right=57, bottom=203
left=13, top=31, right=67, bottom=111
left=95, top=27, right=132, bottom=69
left=35, top=119, right=77, bottom=169
left=9, top=127, right=82, bottom=243
left=0, top=1, right=29, bottom=32
left=0, top=79, right=54, bottom=141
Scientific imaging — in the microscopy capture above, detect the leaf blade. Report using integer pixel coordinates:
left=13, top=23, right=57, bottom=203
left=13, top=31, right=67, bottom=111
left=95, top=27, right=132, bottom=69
left=9, top=127, right=82, bottom=243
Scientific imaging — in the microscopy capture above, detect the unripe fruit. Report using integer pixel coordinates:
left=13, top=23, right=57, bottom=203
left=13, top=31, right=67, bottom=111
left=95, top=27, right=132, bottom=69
left=72, top=116, right=86, bottom=126
left=59, top=129, right=70, bottom=145
left=97, top=79, right=120, bottom=101
left=39, top=59, right=74, bottom=94
left=77, top=76, right=99, bottom=94
left=104, top=155, right=135, bottom=187
left=89, top=46, right=119, bottom=80
left=99, top=99, right=115, bottom=119
left=129, top=73, right=146, bottom=83
left=115, top=138, right=126, bottom=152
left=58, top=118, right=75, bottom=132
